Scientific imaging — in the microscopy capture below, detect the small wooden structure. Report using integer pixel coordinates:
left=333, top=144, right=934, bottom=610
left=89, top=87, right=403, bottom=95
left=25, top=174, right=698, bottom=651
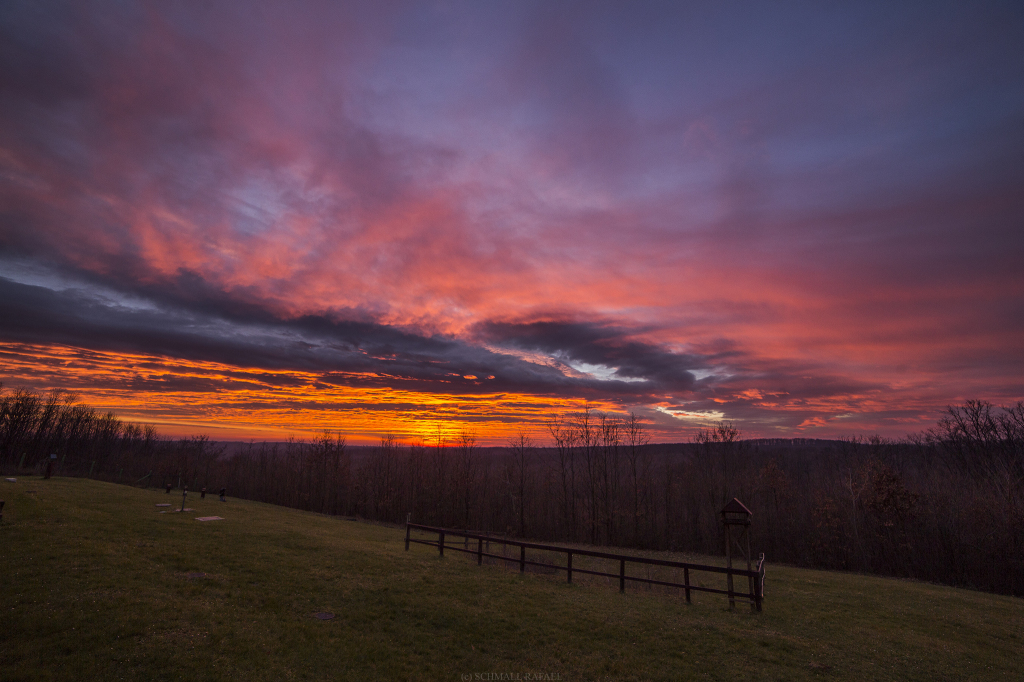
left=721, top=498, right=761, bottom=611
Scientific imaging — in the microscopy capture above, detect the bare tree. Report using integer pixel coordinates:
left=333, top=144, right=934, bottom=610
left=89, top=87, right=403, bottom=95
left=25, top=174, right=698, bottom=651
left=505, top=430, right=533, bottom=537
left=548, top=413, right=579, bottom=541
left=624, top=412, right=651, bottom=546
left=454, top=429, right=479, bottom=529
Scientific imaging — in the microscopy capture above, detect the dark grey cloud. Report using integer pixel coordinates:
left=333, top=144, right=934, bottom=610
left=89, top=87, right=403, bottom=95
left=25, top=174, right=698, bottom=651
left=475, top=319, right=701, bottom=392
left=0, top=274, right=703, bottom=400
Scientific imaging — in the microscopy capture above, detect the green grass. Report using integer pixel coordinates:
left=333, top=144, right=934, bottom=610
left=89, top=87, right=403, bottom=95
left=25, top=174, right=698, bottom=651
left=1, top=478, right=1021, bottom=681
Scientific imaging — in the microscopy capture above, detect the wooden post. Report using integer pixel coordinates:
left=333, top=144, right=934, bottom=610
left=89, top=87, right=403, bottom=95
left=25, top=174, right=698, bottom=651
left=725, top=523, right=735, bottom=609
left=405, top=513, right=411, bottom=551
left=477, top=537, right=483, bottom=565
left=519, top=545, right=525, bottom=573
left=619, top=559, right=626, bottom=593
left=567, top=552, right=573, bottom=584
left=747, top=528, right=755, bottom=612
left=438, top=531, right=445, bottom=557
left=721, top=498, right=753, bottom=611
left=683, top=566, right=691, bottom=603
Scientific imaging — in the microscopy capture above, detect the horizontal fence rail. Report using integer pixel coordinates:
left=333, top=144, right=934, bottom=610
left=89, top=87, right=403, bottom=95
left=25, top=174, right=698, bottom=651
left=405, top=522, right=765, bottom=612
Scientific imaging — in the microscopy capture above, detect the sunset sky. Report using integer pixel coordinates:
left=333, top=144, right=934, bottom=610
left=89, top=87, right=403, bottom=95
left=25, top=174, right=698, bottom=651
left=1, top=1, right=1022, bottom=444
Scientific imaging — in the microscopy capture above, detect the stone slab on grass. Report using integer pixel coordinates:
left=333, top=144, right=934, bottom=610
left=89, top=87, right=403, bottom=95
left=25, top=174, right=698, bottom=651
left=195, top=516, right=223, bottom=521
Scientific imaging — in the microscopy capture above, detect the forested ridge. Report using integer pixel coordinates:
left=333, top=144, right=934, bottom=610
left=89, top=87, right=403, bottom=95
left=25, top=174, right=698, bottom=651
left=2, top=384, right=1021, bottom=596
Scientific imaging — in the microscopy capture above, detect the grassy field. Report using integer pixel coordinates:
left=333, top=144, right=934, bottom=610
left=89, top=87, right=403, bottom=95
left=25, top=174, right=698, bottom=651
left=1, top=477, right=1021, bottom=681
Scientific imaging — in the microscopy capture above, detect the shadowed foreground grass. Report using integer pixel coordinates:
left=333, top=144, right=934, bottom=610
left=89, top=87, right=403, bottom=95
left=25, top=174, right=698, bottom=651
left=1, top=477, right=1021, bottom=681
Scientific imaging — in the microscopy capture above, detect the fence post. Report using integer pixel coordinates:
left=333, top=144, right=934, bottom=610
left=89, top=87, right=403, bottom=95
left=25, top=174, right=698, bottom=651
left=405, top=513, right=411, bottom=551
left=727, top=566, right=736, bottom=609
left=477, top=537, right=483, bottom=565
left=567, top=552, right=573, bottom=584
left=684, top=567, right=691, bottom=604
left=619, top=559, right=626, bottom=593
left=438, top=531, right=445, bottom=557
left=726, top=532, right=735, bottom=610
left=519, top=545, right=525, bottom=573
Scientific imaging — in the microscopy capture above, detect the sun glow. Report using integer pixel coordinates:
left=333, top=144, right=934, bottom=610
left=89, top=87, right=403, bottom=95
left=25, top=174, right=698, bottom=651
left=0, top=342, right=618, bottom=445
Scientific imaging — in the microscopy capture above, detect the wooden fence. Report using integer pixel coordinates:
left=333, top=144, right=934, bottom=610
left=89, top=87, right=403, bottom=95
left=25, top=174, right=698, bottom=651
left=405, top=522, right=765, bottom=612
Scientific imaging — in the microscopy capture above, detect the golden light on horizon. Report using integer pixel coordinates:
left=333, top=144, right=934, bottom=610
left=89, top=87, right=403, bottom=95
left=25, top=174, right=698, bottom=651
left=0, top=342, right=621, bottom=445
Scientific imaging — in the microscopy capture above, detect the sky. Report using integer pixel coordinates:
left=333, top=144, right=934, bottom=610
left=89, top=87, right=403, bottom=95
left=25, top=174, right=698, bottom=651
left=1, top=0, right=1022, bottom=444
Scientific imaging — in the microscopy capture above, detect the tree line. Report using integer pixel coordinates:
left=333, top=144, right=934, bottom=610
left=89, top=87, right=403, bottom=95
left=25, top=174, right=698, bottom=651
left=1, top=383, right=1021, bottom=596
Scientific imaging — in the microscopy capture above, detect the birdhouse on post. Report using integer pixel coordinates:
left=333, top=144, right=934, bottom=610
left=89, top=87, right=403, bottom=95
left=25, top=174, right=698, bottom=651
left=721, top=498, right=753, bottom=611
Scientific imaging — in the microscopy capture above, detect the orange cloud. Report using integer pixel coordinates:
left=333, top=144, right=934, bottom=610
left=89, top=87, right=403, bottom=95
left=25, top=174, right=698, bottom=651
left=0, top=342, right=622, bottom=445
